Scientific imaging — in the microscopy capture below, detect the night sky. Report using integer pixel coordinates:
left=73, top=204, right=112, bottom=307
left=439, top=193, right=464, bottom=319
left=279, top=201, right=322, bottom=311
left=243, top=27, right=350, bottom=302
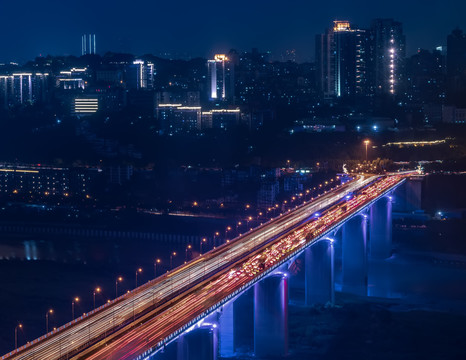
left=1, top=0, right=465, bottom=63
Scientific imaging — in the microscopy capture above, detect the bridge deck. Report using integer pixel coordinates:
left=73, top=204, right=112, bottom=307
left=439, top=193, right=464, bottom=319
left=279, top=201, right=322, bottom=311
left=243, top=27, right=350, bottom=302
left=3, top=173, right=411, bottom=360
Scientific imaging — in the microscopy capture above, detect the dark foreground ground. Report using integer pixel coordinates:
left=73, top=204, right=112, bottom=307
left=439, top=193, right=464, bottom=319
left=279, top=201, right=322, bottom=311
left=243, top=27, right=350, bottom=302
left=288, top=295, right=466, bottom=360
left=226, top=292, right=466, bottom=360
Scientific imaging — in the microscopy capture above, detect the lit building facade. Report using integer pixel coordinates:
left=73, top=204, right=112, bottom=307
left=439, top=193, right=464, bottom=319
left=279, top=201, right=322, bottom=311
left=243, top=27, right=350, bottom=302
left=0, top=164, right=97, bottom=198
left=0, top=72, right=49, bottom=108
left=127, top=60, right=155, bottom=90
left=82, top=34, right=96, bottom=55
left=207, top=54, right=234, bottom=102
left=370, top=19, right=406, bottom=95
left=157, top=104, right=202, bottom=135
left=156, top=104, right=241, bottom=134
left=201, top=109, right=241, bottom=130
left=73, top=97, right=99, bottom=115
left=56, top=67, right=87, bottom=90
left=316, top=21, right=368, bottom=98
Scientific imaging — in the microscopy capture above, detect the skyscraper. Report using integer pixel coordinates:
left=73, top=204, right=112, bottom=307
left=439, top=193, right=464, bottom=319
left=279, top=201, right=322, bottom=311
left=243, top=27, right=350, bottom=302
left=316, top=21, right=368, bottom=98
left=446, top=28, right=466, bottom=106
left=315, top=29, right=334, bottom=98
left=81, top=34, right=97, bottom=55
left=207, top=54, right=234, bottom=102
left=369, top=19, right=406, bottom=95
left=127, top=60, right=155, bottom=90
left=0, top=72, right=49, bottom=108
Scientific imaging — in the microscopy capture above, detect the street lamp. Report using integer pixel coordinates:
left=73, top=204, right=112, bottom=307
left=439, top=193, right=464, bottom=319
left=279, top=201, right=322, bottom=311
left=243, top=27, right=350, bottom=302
left=72, top=297, right=79, bottom=320
left=93, top=287, right=101, bottom=310
left=236, top=221, right=242, bottom=234
left=185, top=244, right=192, bottom=262
left=170, top=252, right=177, bottom=270
left=246, top=216, right=253, bottom=229
left=225, top=226, right=231, bottom=242
left=14, top=324, right=22, bottom=349
left=154, top=259, right=161, bottom=278
left=45, top=309, right=53, bottom=333
left=115, top=277, right=123, bottom=298
left=214, top=232, right=220, bottom=247
left=135, top=268, right=142, bottom=288
left=200, top=238, right=207, bottom=255
left=364, top=140, right=370, bottom=161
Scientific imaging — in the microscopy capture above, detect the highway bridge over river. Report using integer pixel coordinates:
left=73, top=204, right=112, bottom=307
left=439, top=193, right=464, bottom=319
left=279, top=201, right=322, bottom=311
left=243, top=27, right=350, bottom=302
left=2, top=171, right=418, bottom=360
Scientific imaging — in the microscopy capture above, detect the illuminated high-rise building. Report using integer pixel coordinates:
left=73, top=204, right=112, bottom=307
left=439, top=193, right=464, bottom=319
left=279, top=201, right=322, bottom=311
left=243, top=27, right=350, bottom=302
left=207, top=54, right=234, bottom=102
left=369, top=19, right=405, bottom=95
left=0, top=72, right=49, bottom=108
left=81, top=34, right=97, bottom=55
left=316, top=21, right=368, bottom=98
left=315, top=29, right=334, bottom=98
left=127, top=60, right=155, bottom=90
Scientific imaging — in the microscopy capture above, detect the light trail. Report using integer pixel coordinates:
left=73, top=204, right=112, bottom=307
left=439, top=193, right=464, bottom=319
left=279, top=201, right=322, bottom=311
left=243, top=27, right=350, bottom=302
left=2, top=173, right=412, bottom=360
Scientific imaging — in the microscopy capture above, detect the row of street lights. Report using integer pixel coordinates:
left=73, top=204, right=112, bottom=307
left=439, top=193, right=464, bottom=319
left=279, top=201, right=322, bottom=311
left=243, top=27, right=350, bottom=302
left=14, top=176, right=344, bottom=351
left=203, top=177, right=340, bottom=248
left=15, top=218, right=269, bottom=352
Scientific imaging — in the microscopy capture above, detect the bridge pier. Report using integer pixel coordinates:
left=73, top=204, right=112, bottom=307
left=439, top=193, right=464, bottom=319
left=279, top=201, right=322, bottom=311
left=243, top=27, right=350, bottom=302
left=217, top=288, right=254, bottom=356
left=305, top=239, right=334, bottom=305
left=176, top=326, right=217, bottom=360
left=369, top=196, right=393, bottom=259
left=342, top=214, right=367, bottom=296
left=393, top=177, right=423, bottom=213
left=254, top=274, right=288, bottom=358
left=218, top=302, right=234, bottom=357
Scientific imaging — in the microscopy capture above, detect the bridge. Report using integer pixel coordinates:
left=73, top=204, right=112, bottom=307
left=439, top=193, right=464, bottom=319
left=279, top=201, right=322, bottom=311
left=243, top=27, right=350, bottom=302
left=2, top=172, right=418, bottom=360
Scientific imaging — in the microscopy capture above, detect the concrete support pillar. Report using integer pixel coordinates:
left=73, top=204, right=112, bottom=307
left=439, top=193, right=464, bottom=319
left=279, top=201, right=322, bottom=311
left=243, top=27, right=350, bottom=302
left=392, top=178, right=422, bottom=212
left=217, top=289, right=254, bottom=356
left=287, top=253, right=305, bottom=303
left=176, top=327, right=217, bottom=360
left=370, top=196, right=392, bottom=259
left=305, top=239, right=334, bottom=305
left=254, top=274, right=288, bottom=358
left=218, top=302, right=234, bottom=357
left=342, top=214, right=367, bottom=296
left=233, top=289, right=254, bottom=352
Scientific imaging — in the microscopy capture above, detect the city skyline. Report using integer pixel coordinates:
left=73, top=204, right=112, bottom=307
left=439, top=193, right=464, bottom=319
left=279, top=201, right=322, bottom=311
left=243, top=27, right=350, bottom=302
left=1, top=1, right=465, bottom=63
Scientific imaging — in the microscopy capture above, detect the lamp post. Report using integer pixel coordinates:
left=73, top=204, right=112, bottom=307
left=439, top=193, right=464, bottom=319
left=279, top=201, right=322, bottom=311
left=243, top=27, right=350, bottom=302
left=154, top=259, right=161, bottom=278
left=15, top=324, right=22, bottom=349
left=115, top=277, right=123, bottom=298
left=214, top=232, right=219, bottom=247
left=93, top=287, right=101, bottom=310
left=225, top=226, right=231, bottom=242
left=45, top=309, right=53, bottom=333
left=72, top=297, right=79, bottom=320
left=185, top=245, right=192, bottom=262
left=135, top=268, right=142, bottom=288
left=170, top=252, right=177, bottom=270
left=246, top=216, right=253, bottom=230
left=200, top=238, right=207, bottom=255
left=236, top=221, right=242, bottom=235
left=364, top=140, right=370, bottom=161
